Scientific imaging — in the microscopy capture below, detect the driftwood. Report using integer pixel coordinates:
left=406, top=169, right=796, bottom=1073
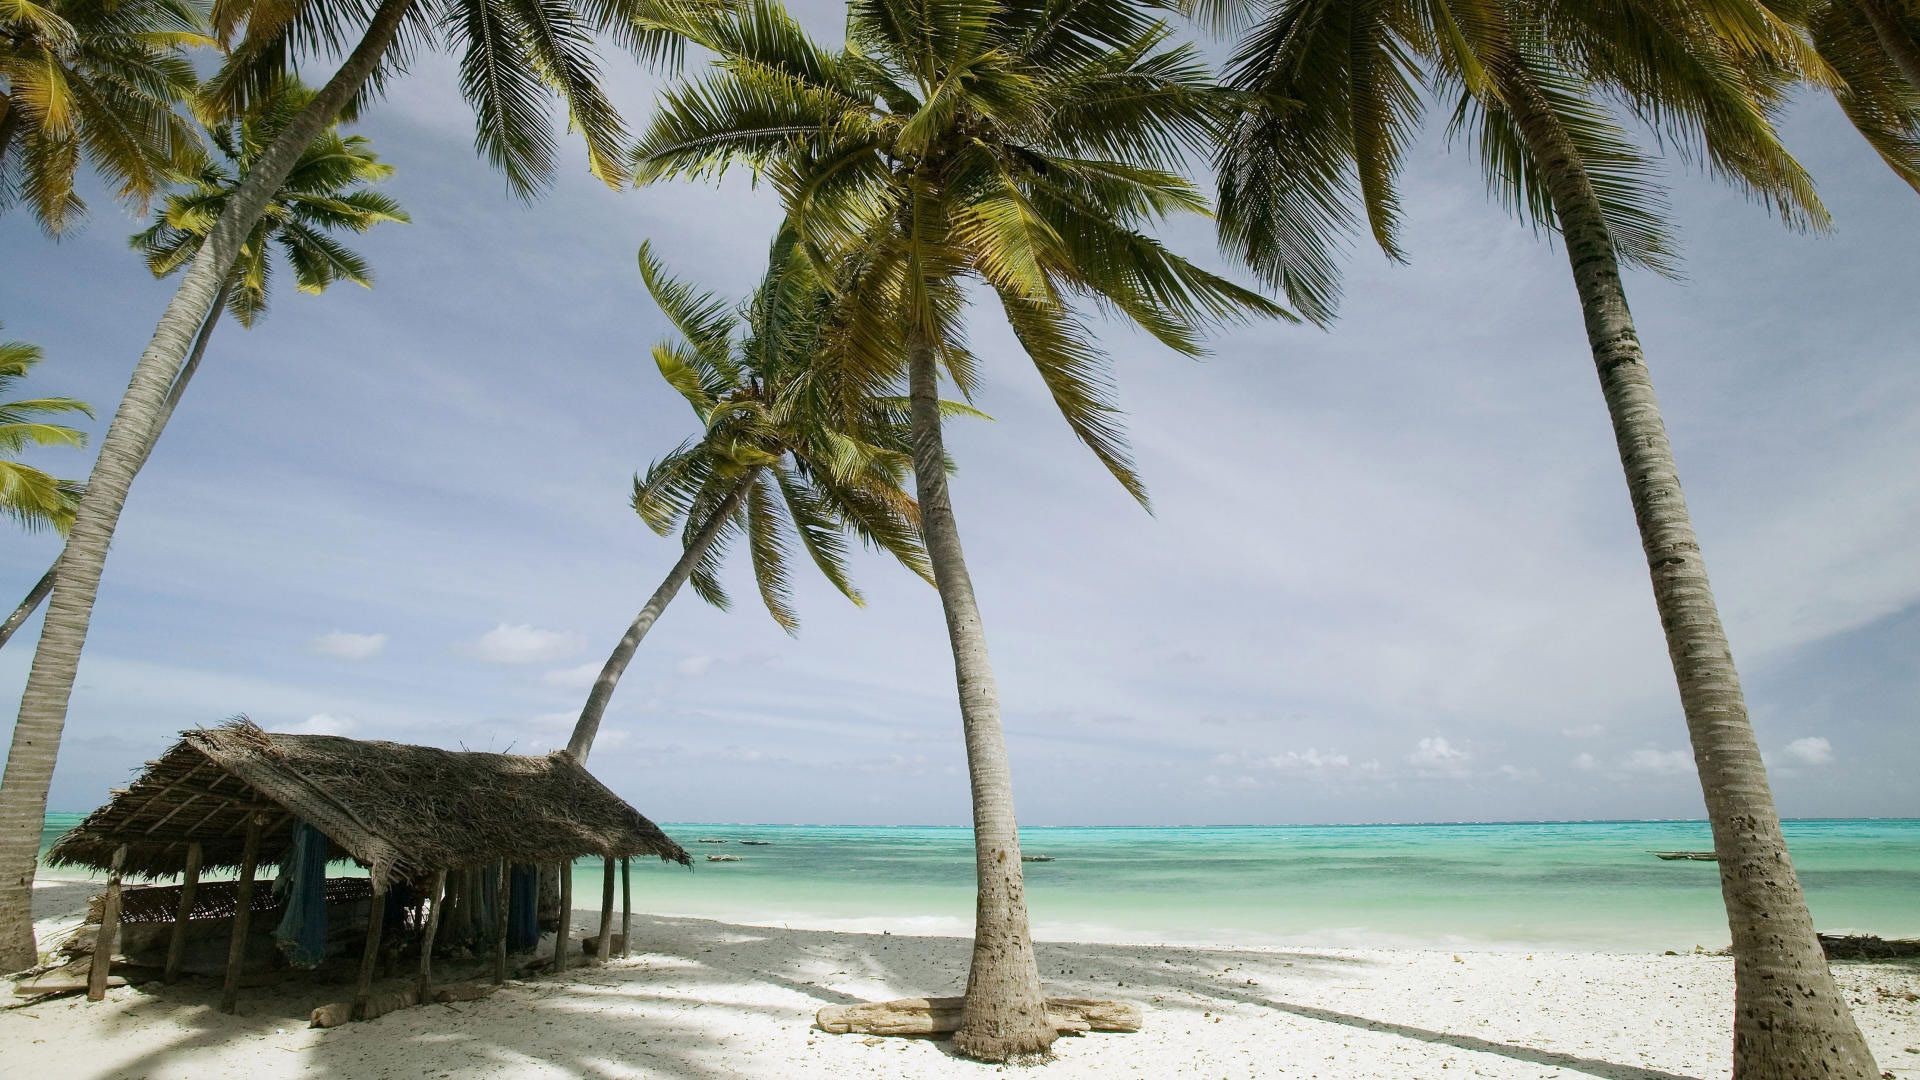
left=309, top=981, right=499, bottom=1028
left=13, top=960, right=125, bottom=998
left=1820, top=933, right=1920, bottom=960
left=816, top=996, right=1141, bottom=1037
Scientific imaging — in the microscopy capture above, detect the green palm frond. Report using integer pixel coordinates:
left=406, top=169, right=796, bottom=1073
left=1, top=0, right=206, bottom=234
left=0, top=327, right=90, bottom=534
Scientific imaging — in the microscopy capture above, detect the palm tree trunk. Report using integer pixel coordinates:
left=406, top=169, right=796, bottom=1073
left=0, top=284, right=227, bottom=657
left=1861, top=0, right=1920, bottom=91
left=906, top=328, right=1054, bottom=1062
left=0, top=570, right=53, bottom=653
left=0, top=0, right=416, bottom=972
left=565, top=477, right=753, bottom=762
left=1503, top=74, right=1877, bottom=1078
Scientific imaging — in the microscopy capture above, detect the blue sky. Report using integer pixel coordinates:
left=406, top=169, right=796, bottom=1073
left=3, top=9, right=1918, bottom=826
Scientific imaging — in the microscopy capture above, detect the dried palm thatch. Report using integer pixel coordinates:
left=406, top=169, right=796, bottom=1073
left=48, top=720, right=690, bottom=883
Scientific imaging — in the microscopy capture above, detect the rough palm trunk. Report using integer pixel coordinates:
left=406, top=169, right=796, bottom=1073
left=1861, top=0, right=1920, bottom=90
left=0, top=0, right=416, bottom=972
left=0, top=284, right=227, bottom=656
left=906, top=329, right=1054, bottom=1062
left=1504, top=74, right=1877, bottom=1078
left=565, top=478, right=753, bottom=762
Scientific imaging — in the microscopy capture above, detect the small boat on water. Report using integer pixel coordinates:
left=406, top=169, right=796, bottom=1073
left=1650, top=850, right=1717, bottom=861
left=1022, top=854, right=1055, bottom=863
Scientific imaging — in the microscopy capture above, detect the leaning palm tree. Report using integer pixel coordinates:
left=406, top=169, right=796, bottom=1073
left=634, top=0, right=1286, bottom=1058
left=1206, top=0, right=1875, bottom=1073
left=0, top=91, right=405, bottom=657
left=0, top=334, right=89, bottom=651
left=0, top=0, right=207, bottom=233
left=0, top=0, right=700, bottom=970
left=565, top=235, right=937, bottom=762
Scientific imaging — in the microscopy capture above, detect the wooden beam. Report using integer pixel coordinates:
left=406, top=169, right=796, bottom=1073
left=416, top=870, right=447, bottom=997
left=554, top=860, right=572, bottom=974
left=86, top=845, right=127, bottom=1001
left=163, top=841, right=203, bottom=984
left=620, top=857, right=631, bottom=959
left=219, top=813, right=266, bottom=1014
left=353, top=878, right=389, bottom=1021
left=492, top=860, right=509, bottom=985
left=596, top=858, right=615, bottom=963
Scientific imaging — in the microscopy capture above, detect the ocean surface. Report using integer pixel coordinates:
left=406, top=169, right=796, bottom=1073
left=40, top=815, right=1920, bottom=951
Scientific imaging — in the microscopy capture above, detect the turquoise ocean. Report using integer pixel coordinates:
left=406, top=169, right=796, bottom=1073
left=40, top=815, right=1920, bottom=951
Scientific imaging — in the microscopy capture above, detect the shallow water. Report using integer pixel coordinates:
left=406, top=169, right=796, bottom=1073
left=45, top=815, right=1917, bottom=950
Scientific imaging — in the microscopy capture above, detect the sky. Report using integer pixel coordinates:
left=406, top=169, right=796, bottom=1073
left=3, top=7, right=1917, bottom=827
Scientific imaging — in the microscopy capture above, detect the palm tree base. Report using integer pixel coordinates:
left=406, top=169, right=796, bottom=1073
left=951, top=1021, right=1057, bottom=1064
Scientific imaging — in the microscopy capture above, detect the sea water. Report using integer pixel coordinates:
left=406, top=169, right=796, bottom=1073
left=41, top=815, right=1920, bottom=951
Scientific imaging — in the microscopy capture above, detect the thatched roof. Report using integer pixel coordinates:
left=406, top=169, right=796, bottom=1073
left=47, top=720, right=690, bottom=883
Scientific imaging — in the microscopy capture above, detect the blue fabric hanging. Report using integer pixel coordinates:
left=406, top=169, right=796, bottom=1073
left=474, top=864, right=498, bottom=942
left=507, top=865, right=539, bottom=951
left=272, top=822, right=329, bottom=968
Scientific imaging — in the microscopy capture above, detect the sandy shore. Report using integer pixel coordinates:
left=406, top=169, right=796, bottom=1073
left=5, top=881, right=1917, bottom=1079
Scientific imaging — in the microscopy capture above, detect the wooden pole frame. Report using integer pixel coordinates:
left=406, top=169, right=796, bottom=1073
left=554, top=860, right=572, bottom=974
left=219, top=813, right=266, bottom=1014
left=163, top=841, right=202, bottom=984
left=86, top=844, right=128, bottom=1001
left=596, top=857, right=615, bottom=963
left=492, top=859, right=509, bottom=984
left=352, top=877, right=389, bottom=1020
left=416, top=869, right=447, bottom=996
left=619, top=856, right=631, bottom=959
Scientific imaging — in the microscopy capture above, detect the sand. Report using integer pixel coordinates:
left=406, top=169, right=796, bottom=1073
left=4, top=879, right=1917, bottom=1079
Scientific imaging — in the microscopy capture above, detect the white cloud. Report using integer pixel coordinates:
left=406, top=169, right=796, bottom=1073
left=1498, top=764, right=1541, bottom=782
left=1409, top=736, right=1471, bottom=775
left=1260, top=748, right=1351, bottom=772
left=542, top=662, right=602, bottom=689
left=676, top=655, right=715, bottom=677
left=1623, top=748, right=1694, bottom=776
left=290, top=713, right=356, bottom=736
left=1560, top=723, right=1606, bottom=740
left=471, top=623, right=583, bottom=665
left=1573, top=752, right=1598, bottom=771
left=1784, top=736, right=1834, bottom=766
left=310, top=631, right=387, bottom=660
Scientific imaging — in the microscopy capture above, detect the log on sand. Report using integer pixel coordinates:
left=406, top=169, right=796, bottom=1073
left=816, top=996, right=1141, bottom=1037
left=309, top=982, right=499, bottom=1028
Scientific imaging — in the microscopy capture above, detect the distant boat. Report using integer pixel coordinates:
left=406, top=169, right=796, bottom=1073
left=740, top=840, right=772, bottom=846
left=1650, top=850, right=1717, bottom=861
left=706, top=854, right=742, bottom=862
left=1022, top=854, right=1055, bottom=863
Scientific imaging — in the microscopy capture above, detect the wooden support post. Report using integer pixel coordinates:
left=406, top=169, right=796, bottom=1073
left=353, top=878, right=389, bottom=1021
left=87, top=845, right=128, bottom=1001
left=619, top=857, right=631, bottom=958
left=554, top=860, right=572, bottom=974
left=220, top=814, right=266, bottom=1014
left=164, top=841, right=202, bottom=984
left=596, top=857, right=615, bottom=963
left=416, top=869, right=447, bottom=996
left=492, top=860, right=509, bottom=984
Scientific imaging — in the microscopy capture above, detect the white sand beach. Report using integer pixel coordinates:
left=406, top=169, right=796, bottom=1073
left=5, top=879, right=1917, bottom=1079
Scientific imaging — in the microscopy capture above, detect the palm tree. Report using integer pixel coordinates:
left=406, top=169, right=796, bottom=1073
left=0, top=333, right=88, bottom=652
left=1207, top=0, right=1875, bottom=1073
left=633, top=0, right=1285, bottom=1058
left=0, top=0, right=207, bottom=233
left=565, top=234, right=937, bottom=762
left=0, top=91, right=406, bottom=657
left=0, top=0, right=694, bottom=970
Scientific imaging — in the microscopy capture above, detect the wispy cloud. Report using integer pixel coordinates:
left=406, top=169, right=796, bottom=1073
left=470, top=623, right=583, bottom=665
left=310, top=631, right=388, bottom=660
left=1783, top=736, right=1833, bottom=766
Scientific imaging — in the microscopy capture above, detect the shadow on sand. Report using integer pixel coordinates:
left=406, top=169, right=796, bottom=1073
left=84, top=913, right=1698, bottom=1079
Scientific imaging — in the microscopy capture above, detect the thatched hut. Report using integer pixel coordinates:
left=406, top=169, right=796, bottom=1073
left=47, top=720, right=688, bottom=1018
